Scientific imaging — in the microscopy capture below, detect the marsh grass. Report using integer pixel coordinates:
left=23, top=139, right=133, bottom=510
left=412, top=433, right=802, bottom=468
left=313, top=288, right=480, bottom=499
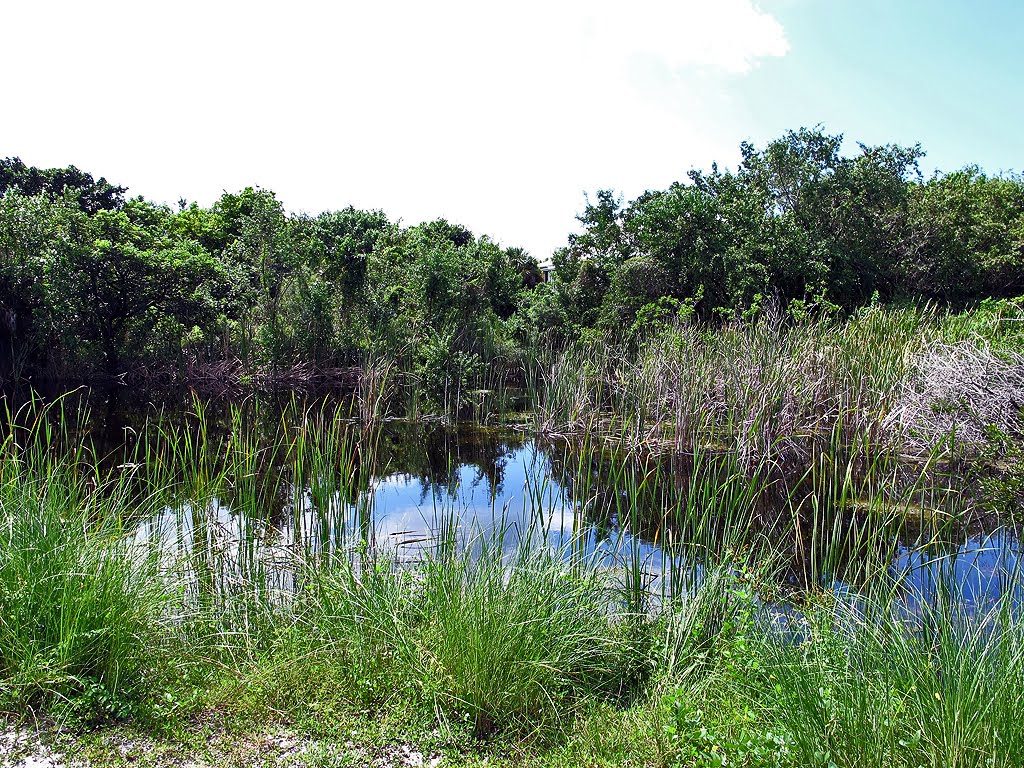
left=0, top=409, right=177, bottom=718
left=258, top=519, right=644, bottom=739
left=749, top=581, right=1024, bottom=768
left=413, top=532, right=633, bottom=735
left=531, top=305, right=1024, bottom=475
left=0, top=376, right=1020, bottom=765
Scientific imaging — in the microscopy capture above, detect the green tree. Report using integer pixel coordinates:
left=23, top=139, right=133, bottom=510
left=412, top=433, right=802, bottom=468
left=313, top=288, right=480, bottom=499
left=901, top=168, right=1024, bottom=300
left=0, top=157, right=125, bottom=214
left=730, top=128, right=923, bottom=304
left=553, top=127, right=927, bottom=334
left=49, top=200, right=222, bottom=373
left=213, top=188, right=291, bottom=364
left=0, top=192, right=83, bottom=375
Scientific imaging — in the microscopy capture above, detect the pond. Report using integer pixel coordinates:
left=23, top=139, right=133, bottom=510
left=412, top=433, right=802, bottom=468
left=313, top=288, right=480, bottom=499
left=5, top=384, right=1021, bottom=612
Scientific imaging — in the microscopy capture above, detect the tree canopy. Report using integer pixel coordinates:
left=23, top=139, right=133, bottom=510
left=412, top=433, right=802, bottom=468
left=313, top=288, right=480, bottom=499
left=1, top=129, right=1021, bottom=383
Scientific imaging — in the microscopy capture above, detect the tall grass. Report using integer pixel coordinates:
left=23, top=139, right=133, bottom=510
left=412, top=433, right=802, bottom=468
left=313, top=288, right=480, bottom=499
left=531, top=304, right=1024, bottom=470
left=749, top=581, right=1024, bottom=767
left=285, top=527, right=635, bottom=737
left=0, top=403, right=176, bottom=717
left=0, top=374, right=1019, bottom=765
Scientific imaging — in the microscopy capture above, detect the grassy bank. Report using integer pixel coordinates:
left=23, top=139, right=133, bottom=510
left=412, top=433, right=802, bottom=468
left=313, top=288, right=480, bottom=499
left=1, top=305, right=1023, bottom=767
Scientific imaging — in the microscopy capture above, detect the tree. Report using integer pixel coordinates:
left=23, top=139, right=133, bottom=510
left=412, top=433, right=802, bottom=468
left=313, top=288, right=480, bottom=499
left=901, top=168, right=1024, bottom=300
left=214, top=188, right=291, bottom=364
left=49, top=200, right=222, bottom=373
left=290, top=207, right=391, bottom=301
left=0, top=191, right=83, bottom=375
left=0, top=157, right=126, bottom=214
left=621, top=183, right=725, bottom=305
left=731, top=128, right=923, bottom=304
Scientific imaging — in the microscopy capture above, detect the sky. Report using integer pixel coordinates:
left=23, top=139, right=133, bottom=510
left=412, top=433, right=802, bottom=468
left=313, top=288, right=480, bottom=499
left=4, top=0, right=1022, bottom=258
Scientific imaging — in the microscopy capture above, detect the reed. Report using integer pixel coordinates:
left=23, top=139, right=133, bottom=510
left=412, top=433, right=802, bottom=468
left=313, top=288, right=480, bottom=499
left=0, top=373, right=1019, bottom=765
left=0, top=408, right=176, bottom=717
left=529, top=304, right=1024, bottom=472
left=751, top=581, right=1024, bottom=767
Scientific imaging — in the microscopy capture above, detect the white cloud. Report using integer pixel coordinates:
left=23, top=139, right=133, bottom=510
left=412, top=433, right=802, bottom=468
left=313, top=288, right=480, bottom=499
left=577, top=0, right=789, bottom=74
left=2, top=1, right=788, bottom=257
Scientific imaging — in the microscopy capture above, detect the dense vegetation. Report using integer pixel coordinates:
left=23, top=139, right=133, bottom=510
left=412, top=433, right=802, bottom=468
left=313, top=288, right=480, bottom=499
left=2, top=127, right=1022, bottom=391
left=0, top=389, right=1022, bottom=767
left=2, top=129, right=1024, bottom=766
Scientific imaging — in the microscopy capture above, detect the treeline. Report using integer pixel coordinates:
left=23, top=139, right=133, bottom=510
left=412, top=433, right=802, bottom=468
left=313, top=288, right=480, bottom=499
left=538, top=128, right=1024, bottom=338
left=0, top=160, right=540, bottom=387
left=1, top=127, right=1022, bottom=385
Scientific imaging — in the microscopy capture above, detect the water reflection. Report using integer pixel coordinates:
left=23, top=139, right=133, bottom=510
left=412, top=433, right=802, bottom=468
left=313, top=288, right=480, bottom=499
left=5, top=386, right=1021, bottom=609
left=896, top=530, right=1022, bottom=613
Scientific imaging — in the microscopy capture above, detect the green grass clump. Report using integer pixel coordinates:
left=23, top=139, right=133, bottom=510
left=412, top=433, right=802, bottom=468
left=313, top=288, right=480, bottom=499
left=414, top=536, right=635, bottom=736
left=0, top=465, right=177, bottom=719
left=755, top=592, right=1024, bottom=768
left=267, top=530, right=642, bottom=738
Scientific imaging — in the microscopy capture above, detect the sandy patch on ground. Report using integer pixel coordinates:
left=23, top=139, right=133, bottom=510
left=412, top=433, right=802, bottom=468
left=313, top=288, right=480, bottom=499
left=1, top=725, right=447, bottom=768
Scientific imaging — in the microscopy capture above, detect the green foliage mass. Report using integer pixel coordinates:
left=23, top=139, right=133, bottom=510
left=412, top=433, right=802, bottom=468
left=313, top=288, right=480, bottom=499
left=539, top=128, right=1023, bottom=340
left=1, top=126, right=1021, bottom=384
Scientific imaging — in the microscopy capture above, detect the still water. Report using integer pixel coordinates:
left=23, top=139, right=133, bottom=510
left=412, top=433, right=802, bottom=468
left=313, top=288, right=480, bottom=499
left=9, top=386, right=1023, bottom=609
